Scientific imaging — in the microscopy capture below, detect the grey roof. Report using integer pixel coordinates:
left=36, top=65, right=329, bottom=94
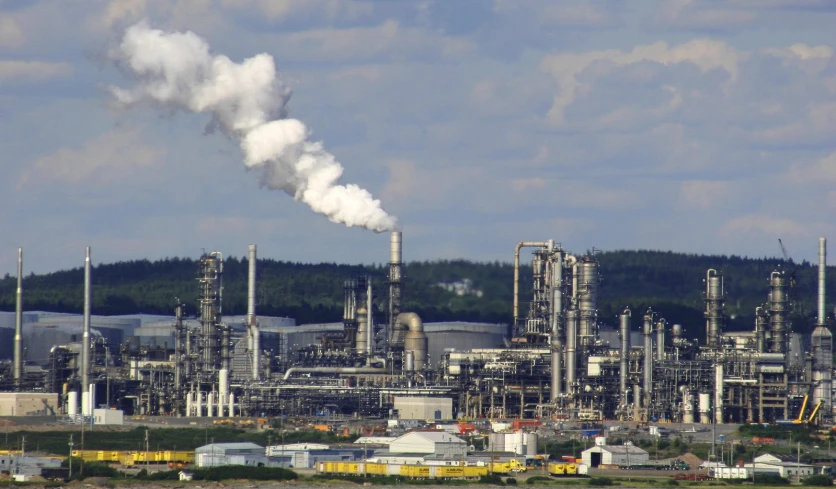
left=196, top=442, right=263, bottom=452
left=588, top=445, right=648, bottom=455
left=402, top=431, right=466, bottom=444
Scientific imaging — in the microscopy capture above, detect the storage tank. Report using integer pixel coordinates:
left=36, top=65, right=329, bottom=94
left=699, top=392, right=711, bottom=424
left=489, top=433, right=505, bottom=452
left=682, top=390, right=695, bottom=424
left=525, top=433, right=538, bottom=457
left=67, top=391, right=78, bottom=416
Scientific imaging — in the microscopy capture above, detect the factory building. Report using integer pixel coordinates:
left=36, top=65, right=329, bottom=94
left=582, top=438, right=648, bottom=468
left=747, top=454, right=814, bottom=479
left=393, top=397, right=453, bottom=420
left=0, top=393, right=59, bottom=416
left=265, top=443, right=370, bottom=468
left=388, top=432, right=468, bottom=459
left=195, top=443, right=267, bottom=468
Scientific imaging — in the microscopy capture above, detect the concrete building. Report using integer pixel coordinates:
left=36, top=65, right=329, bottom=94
left=746, top=454, right=815, bottom=480
left=195, top=442, right=266, bottom=467
left=93, top=409, right=124, bottom=425
left=582, top=438, right=648, bottom=468
left=394, top=397, right=453, bottom=420
left=388, top=431, right=467, bottom=459
left=0, top=454, right=62, bottom=478
left=0, top=393, right=59, bottom=416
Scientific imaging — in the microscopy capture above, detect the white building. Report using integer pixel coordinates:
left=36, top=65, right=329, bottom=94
left=195, top=442, right=266, bottom=467
left=394, top=397, right=453, bottom=420
left=388, top=432, right=468, bottom=459
left=745, top=454, right=814, bottom=480
left=581, top=438, right=648, bottom=468
left=93, top=409, right=123, bottom=425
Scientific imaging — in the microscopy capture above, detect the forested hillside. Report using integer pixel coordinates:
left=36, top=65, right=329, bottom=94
left=0, top=250, right=830, bottom=339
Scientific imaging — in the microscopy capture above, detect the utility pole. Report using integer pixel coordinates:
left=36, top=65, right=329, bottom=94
left=145, top=428, right=150, bottom=469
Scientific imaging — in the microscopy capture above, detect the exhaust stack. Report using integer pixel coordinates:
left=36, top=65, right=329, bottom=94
left=819, top=237, right=827, bottom=326
left=388, top=232, right=403, bottom=352
left=81, top=247, right=91, bottom=394
left=14, top=248, right=23, bottom=384
left=248, top=244, right=259, bottom=380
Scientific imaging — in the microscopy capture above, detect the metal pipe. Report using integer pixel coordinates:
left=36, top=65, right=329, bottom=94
left=643, top=309, right=653, bottom=413
left=367, top=279, right=374, bottom=364
left=619, top=308, right=631, bottom=406
left=283, top=367, right=388, bottom=381
left=82, top=246, right=91, bottom=394
left=550, top=250, right=563, bottom=402
left=819, top=237, right=827, bottom=326
left=513, top=241, right=550, bottom=332
left=14, top=247, right=23, bottom=384
left=248, top=244, right=260, bottom=380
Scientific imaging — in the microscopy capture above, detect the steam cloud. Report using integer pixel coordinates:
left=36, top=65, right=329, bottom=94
left=108, top=22, right=398, bottom=232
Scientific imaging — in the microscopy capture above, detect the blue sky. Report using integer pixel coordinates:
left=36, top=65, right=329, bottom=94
left=1, top=0, right=835, bottom=274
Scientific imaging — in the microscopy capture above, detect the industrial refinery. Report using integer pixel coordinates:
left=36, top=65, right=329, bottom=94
left=0, top=233, right=833, bottom=428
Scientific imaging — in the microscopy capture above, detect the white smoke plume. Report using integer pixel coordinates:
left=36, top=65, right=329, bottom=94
left=108, top=22, right=398, bottom=233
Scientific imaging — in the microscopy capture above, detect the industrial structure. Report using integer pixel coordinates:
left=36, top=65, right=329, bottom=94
left=0, top=231, right=834, bottom=425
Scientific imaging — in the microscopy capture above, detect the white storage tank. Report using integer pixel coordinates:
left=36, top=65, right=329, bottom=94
left=489, top=433, right=505, bottom=452
left=525, top=432, right=538, bottom=457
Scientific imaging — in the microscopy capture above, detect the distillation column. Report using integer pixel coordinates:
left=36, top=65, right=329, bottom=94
left=811, top=237, right=832, bottom=418
left=656, top=318, right=666, bottom=361
left=643, top=310, right=653, bottom=416
left=565, top=309, right=578, bottom=397
left=81, top=247, right=92, bottom=409
left=768, top=270, right=789, bottom=353
left=577, top=257, right=600, bottom=348
left=248, top=244, right=260, bottom=380
left=551, top=249, right=563, bottom=402
left=619, top=308, right=631, bottom=410
left=705, top=269, right=724, bottom=348
left=14, top=248, right=23, bottom=385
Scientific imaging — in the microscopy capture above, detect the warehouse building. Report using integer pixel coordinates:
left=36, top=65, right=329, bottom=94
left=745, top=454, right=815, bottom=480
left=389, top=432, right=467, bottom=459
left=265, top=443, right=371, bottom=468
left=582, top=438, right=648, bottom=468
left=394, top=397, right=453, bottom=420
left=195, top=443, right=266, bottom=467
left=0, top=393, right=59, bottom=416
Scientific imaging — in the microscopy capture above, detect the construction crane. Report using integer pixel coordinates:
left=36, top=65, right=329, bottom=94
left=807, top=400, right=824, bottom=424
left=793, top=394, right=810, bottom=424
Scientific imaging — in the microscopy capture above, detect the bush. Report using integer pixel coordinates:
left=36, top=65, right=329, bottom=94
left=754, top=474, right=790, bottom=485
left=526, top=476, right=552, bottom=485
left=588, top=477, right=613, bottom=486
left=144, top=469, right=180, bottom=481
left=480, top=473, right=505, bottom=485
left=192, top=465, right=297, bottom=481
left=804, top=475, right=834, bottom=486
left=506, top=477, right=518, bottom=485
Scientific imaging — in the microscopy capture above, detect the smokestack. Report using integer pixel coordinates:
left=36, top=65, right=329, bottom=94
left=819, top=237, right=827, bottom=326
left=248, top=244, right=260, bottom=380
left=550, top=250, right=563, bottom=402
left=643, top=309, right=653, bottom=415
left=14, top=248, right=23, bottom=385
left=388, top=232, right=403, bottom=352
left=82, top=246, right=91, bottom=394
left=619, top=308, right=631, bottom=407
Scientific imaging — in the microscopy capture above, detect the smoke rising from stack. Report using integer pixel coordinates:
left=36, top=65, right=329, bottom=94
left=108, top=22, right=398, bottom=233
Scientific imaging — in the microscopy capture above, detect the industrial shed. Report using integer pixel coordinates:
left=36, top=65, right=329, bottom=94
left=388, top=432, right=467, bottom=459
left=394, top=397, right=453, bottom=420
left=195, top=442, right=266, bottom=467
left=265, top=443, right=371, bottom=468
left=582, top=439, right=648, bottom=468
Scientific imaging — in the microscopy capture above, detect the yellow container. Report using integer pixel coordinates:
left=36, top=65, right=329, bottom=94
left=566, top=463, right=578, bottom=475
left=401, top=465, right=431, bottom=478
left=548, top=463, right=566, bottom=475
left=464, top=466, right=488, bottom=478
left=364, top=463, right=387, bottom=475
left=436, top=466, right=465, bottom=478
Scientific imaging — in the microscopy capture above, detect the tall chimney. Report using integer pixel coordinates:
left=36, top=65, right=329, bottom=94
left=366, top=279, right=374, bottom=365
left=14, top=248, right=23, bottom=384
left=388, top=232, right=403, bottom=351
left=81, top=246, right=91, bottom=394
left=819, top=237, right=827, bottom=326
left=248, top=244, right=260, bottom=380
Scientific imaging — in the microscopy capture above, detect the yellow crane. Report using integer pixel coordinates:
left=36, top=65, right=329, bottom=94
left=792, top=395, right=810, bottom=424
left=807, top=400, right=824, bottom=424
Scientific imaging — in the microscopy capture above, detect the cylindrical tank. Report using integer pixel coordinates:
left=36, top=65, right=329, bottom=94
left=67, top=391, right=78, bottom=416
left=89, top=383, right=96, bottom=412
left=699, top=393, right=711, bottom=424
left=489, top=433, right=504, bottom=452
left=195, top=392, right=203, bottom=418
left=705, top=269, right=724, bottom=347
left=577, top=258, right=600, bottom=347
left=401, top=313, right=428, bottom=369
left=525, top=433, right=538, bottom=457
left=682, top=391, right=695, bottom=424
left=186, top=391, right=193, bottom=417
left=513, top=431, right=525, bottom=455
left=228, top=392, right=235, bottom=417
left=405, top=350, right=415, bottom=372
left=81, top=392, right=90, bottom=416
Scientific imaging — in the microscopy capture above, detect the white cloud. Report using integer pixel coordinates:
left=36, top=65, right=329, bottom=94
left=0, top=60, right=72, bottom=81
left=720, top=214, right=815, bottom=239
left=276, top=20, right=476, bottom=62
left=539, top=39, right=745, bottom=125
left=786, top=152, right=836, bottom=185
left=19, top=127, right=165, bottom=188
left=0, top=15, right=24, bottom=48
left=678, top=180, right=732, bottom=210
